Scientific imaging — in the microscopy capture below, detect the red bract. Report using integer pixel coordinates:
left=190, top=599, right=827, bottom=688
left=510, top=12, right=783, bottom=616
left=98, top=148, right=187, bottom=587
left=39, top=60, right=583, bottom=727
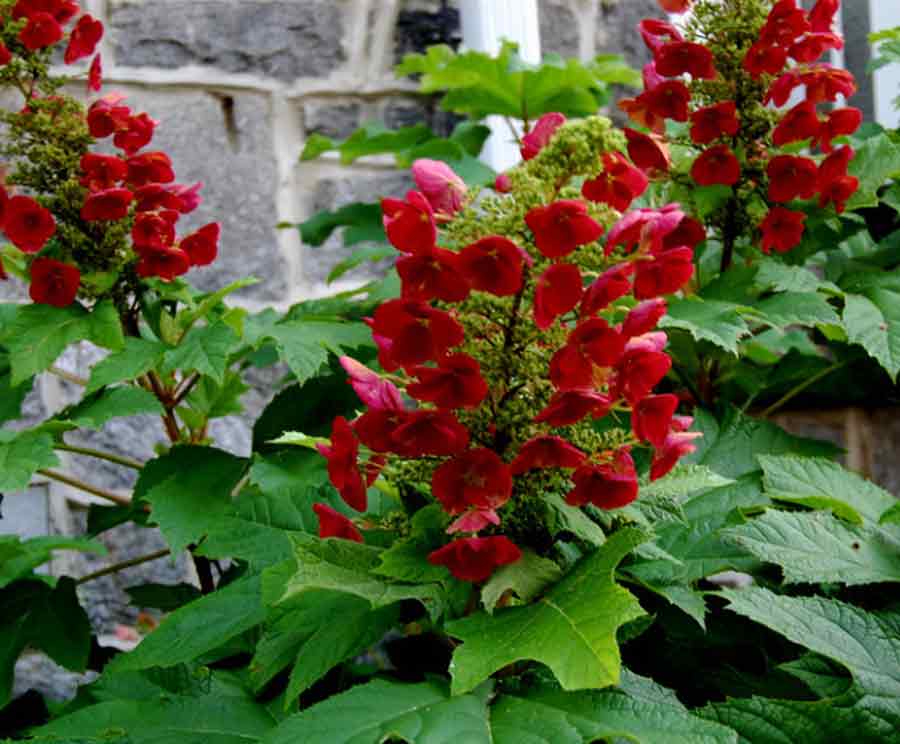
left=447, top=509, right=501, bottom=535
left=113, top=113, right=157, bottom=155
left=623, top=298, right=667, bottom=338
left=135, top=182, right=200, bottom=213
left=550, top=320, right=625, bottom=390
left=639, top=19, right=683, bottom=54
left=13, top=0, right=78, bottom=23
left=655, top=41, right=717, bottom=80
left=691, top=145, right=740, bottom=187
left=818, top=153, right=858, bottom=213
left=64, top=14, right=103, bottom=64
left=760, top=207, right=806, bottom=253
left=407, top=353, right=488, bottom=410
left=313, top=503, right=363, bottom=543
left=432, top=448, right=512, bottom=515
left=624, top=128, right=670, bottom=173
left=354, top=409, right=408, bottom=453
left=381, top=190, right=437, bottom=254
left=658, top=0, right=692, bottom=12
left=79, top=153, right=127, bottom=192
left=619, top=94, right=666, bottom=135
left=651, top=427, right=702, bottom=480
left=0, top=43, right=11, bottom=66
left=566, top=449, right=638, bottom=509
left=773, top=101, right=821, bottom=146
left=534, top=390, right=611, bottom=427
left=88, top=53, right=102, bottom=91
left=87, top=96, right=131, bottom=138
left=396, top=247, right=470, bottom=303
left=29, top=257, right=79, bottom=307
left=340, top=357, right=404, bottom=411
left=427, top=536, right=521, bottom=583
left=135, top=246, right=190, bottom=281
left=633, top=393, right=679, bottom=447
left=742, top=41, right=788, bottom=78
left=790, top=32, right=843, bottom=63
left=510, top=435, right=586, bottom=475
left=525, top=200, right=603, bottom=259
left=809, top=0, right=839, bottom=32
left=411, top=159, right=466, bottom=219
left=663, top=215, right=706, bottom=250
left=520, top=113, right=566, bottom=160
left=765, top=71, right=802, bottom=106
left=19, top=12, right=63, bottom=50
left=391, top=410, right=470, bottom=457
left=816, top=108, right=862, bottom=152
left=370, top=300, right=464, bottom=369
left=132, top=212, right=175, bottom=251
left=760, top=0, right=811, bottom=47
left=634, top=246, right=695, bottom=299
left=458, top=235, right=529, bottom=295
left=317, top=416, right=367, bottom=512
left=81, top=187, right=133, bottom=221
left=580, top=263, right=634, bottom=317
left=126, top=152, right=176, bottom=187
left=534, top=263, right=583, bottom=330
left=180, top=223, right=220, bottom=266
left=614, top=346, right=672, bottom=404
left=5, top=196, right=56, bottom=253
left=800, top=65, right=857, bottom=104
left=582, top=152, right=648, bottom=211
left=690, top=102, right=740, bottom=145
left=643, top=80, right=692, bottom=122
left=606, top=205, right=684, bottom=255
left=0, top=257, right=6, bottom=280
left=767, top=155, right=818, bottom=202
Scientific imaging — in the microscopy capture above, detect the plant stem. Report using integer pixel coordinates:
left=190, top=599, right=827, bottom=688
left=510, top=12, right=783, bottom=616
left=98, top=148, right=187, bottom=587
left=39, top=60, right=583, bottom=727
left=758, top=361, right=846, bottom=419
left=49, top=366, right=88, bottom=386
left=36, top=469, right=132, bottom=507
left=172, top=372, right=200, bottom=407
left=146, top=371, right=181, bottom=441
left=56, top=443, right=144, bottom=470
left=75, top=548, right=171, bottom=585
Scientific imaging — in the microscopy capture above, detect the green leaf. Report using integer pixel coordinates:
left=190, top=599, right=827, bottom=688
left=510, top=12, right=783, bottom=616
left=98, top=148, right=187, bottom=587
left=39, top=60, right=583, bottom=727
left=0, top=535, right=104, bottom=589
left=652, top=584, right=708, bottom=630
left=162, top=321, right=240, bottom=384
left=722, top=510, right=900, bottom=585
left=0, top=351, right=33, bottom=424
left=755, top=259, right=842, bottom=296
left=374, top=540, right=450, bottom=584
left=0, top=429, right=59, bottom=492
left=847, top=131, right=900, bottom=210
left=481, top=549, right=563, bottom=614
left=758, top=455, right=896, bottom=525
left=640, top=465, right=734, bottom=502
left=591, top=54, right=642, bottom=87
left=86, top=337, right=167, bottom=393
left=61, top=386, right=164, bottom=429
left=779, top=654, right=853, bottom=698
left=722, top=588, right=900, bottom=723
left=660, top=298, right=751, bottom=355
left=267, top=320, right=371, bottom=385
left=298, top=202, right=384, bottom=247
left=881, top=502, right=900, bottom=525
left=691, top=184, right=733, bottom=219
left=262, top=679, right=492, bottom=744
left=0, top=578, right=92, bottom=706
left=125, top=583, right=202, bottom=612
left=490, top=688, right=738, bottom=744
left=446, top=528, right=647, bottom=695
left=178, top=278, right=260, bottom=332
left=546, top=492, right=607, bottom=546
left=337, top=123, right=433, bottom=164
left=110, top=574, right=267, bottom=673
left=326, top=245, right=397, bottom=284
left=1, top=301, right=124, bottom=386
left=300, top=132, right=335, bottom=160
left=843, top=287, right=900, bottom=380
left=754, top=291, right=841, bottom=329
left=138, top=446, right=248, bottom=555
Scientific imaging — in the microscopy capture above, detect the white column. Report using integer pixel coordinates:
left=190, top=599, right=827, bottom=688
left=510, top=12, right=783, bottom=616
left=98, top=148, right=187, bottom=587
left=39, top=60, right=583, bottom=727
left=870, top=0, right=900, bottom=129
left=458, top=0, right=542, bottom=172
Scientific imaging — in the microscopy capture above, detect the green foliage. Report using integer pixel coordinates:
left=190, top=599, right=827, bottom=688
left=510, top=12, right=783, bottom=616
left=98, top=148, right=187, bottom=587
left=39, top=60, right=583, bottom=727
left=0, top=429, right=59, bottom=492
left=0, top=535, right=103, bottom=589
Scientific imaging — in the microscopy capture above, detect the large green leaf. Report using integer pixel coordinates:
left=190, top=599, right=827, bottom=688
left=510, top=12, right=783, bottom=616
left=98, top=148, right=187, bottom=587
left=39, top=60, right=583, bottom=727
left=161, top=321, right=240, bottom=384
left=660, top=298, right=751, bottom=355
left=0, top=429, right=59, bottom=492
left=846, top=131, right=900, bottom=210
left=722, top=510, right=900, bottom=585
left=109, top=574, right=267, bottom=673
left=138, top=446, right=248, bottom=555
left=843, top=281, right=900, bottom=380
left=297, top=202, right=385, bottom=247
left=753, top=292, right=841, bottom=329
left=758, top=455, right=896, bottom=525
left=721, top=587, right=900, bottom=727
left=61, top=386, right=164, bottom=429
left=1, top=301, right=124, bottom=385
left=86, top=337, right=167, bottom=393
left=480, top=549, right=563, bottom=614
left=266, top=320, right=372, bottom=385
left=491, top=687, right=738, bottom=744
left=446, top=528, right=647, bottom=695
left=640, top=465, right=734, bottom=502
left=262, top=679, right=492, bottom=744
left=0, top=535, right=104, bottom=589
left=0, top=350, right=32, bottom=424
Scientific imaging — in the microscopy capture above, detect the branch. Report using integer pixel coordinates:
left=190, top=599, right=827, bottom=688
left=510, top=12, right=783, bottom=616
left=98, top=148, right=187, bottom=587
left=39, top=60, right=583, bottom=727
left=56, top=443, right=144, bottom=470
left=49, top=366, right=88, bottom=386
left=75, top=548, right=171, bottom=585
left=758, top=361, right=846, bottom=419
left=172, top=372, right=201, bottom=407
left=37, top=468, right=132, bottom=507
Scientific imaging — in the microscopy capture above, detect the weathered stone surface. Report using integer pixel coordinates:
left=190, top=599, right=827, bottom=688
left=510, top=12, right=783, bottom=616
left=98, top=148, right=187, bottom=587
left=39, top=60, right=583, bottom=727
left=299, top=170, right=411, bottom=287
left=303, top=99, right=365, bottom=140
left=379, top=96, right=462, bottom=137
left=395, top=0, right=461, bottom=63
left=539, top=0, right=580, bottom=59
left=596, top=0, right=663, bottom=69
left=867, top=408, right=900, bottom=497
left=109, top=0, right=347, bottom=81
left=13, top=653, right=96, bottom=702
left=0, top=275, right=27, bottom=302
left=115, top=88, right=286, bottom=300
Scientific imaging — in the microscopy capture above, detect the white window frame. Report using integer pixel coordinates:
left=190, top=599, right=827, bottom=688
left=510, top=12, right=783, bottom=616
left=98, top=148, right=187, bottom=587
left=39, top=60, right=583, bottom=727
left=870, top=0, right=900, bottom=129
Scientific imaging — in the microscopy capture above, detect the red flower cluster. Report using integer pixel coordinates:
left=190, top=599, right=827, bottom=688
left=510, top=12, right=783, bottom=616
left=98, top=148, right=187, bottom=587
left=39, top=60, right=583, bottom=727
left=316, top=146, right=699, bottom=583
left=12, top=0, right=102, bottom=76
left=624, top=0, right=860, bottom=257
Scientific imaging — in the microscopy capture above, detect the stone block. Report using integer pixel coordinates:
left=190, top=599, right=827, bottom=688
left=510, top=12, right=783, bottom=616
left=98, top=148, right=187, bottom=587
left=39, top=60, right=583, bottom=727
left=395, top=0, right=461, bottom=63
left=108, top=0, right=347, bottom=82
left=539, top=0, right=580, bottom=59
left=0, top=275, right=27, bottom=302
left=114, top=88, right=287, bottom=300
left=303, top=99, right=365, bottom=141
left=867, top=408, right=900, bottom=497
left=299, top=170, right=411, bottom=287
left=379, top=96, right=462, bottom=137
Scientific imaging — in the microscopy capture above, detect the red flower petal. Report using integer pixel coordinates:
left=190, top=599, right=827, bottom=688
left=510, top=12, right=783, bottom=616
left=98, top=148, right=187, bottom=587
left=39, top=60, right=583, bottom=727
left=633, top=393, right=679, bottom=447
left=381, top=190, right=437, bottom=254
left=534, top=263, right=583, bottom=330
left=19, top=12, right=63, bottom=51
left=407, top=353, right=488, bottom=410
left=5, top=195, right=56, bottom=253
left=81, top=187, right=133, bottom=221
left=180, top=223, right=220, bottom=266
left=390, top=411, right=470, bottom=457
left=525, top=200, right=603, bottom=259
left=623, top=298, right=667, bottom=338
left=767, top=155, right=818, bottom=202
left=520, top=113, right=566, bottom=160
left=458, top=235, right=529, bottom=295
left=340, top=356, right=405, bottom=411
left=432, top=448, right=513, bottom=515
left=580, top=263, right=634, bottom=317
left=29, top=257, right=79, bottom=307
left=624, top=128, right=670, bottom=173
left=690, top=102, right=740, bottom=145
left=566, top=449, right=638, bottom=509
left=397, top=246, right=470, bottom=303
left=313, top=503, right=363, bottom=542
left=317, top=416, right=367, bottom=512
left=510, top=435, right=586, bottom=474
left=773, top=101, right=821, bottom=146
left=427, top=536, right=521, bottom=583
left=534, top=390, right=611, bottom=427
left=691, top=145, right=740, bottom=187
left=760, top=207, right=806, bottom=254
left=135, top=246, right=190, bottom=281
left=655, top=41, right=717, bottom=79
left=64, top=14, right=103, bottom=64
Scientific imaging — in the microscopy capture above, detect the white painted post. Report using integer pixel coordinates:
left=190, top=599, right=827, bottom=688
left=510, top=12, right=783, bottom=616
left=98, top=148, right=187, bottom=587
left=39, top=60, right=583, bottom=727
left=870, top=0, right=900, bottom=129
left=458, top=0, right=542, bottom=172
